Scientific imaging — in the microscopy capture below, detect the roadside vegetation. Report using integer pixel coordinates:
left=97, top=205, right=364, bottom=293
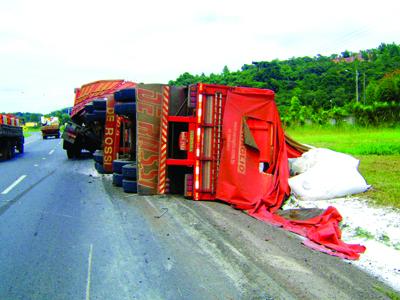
left=170, top=43, right=400, bottom=128
left=23, top=126, right=40, bottom=138
left=9, top=108, right=71, bottom=127
left=285, top=125, right=400, bottom=208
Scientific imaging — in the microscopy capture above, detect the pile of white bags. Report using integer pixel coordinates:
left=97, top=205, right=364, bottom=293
left=288, top=148, right=371, bottom=201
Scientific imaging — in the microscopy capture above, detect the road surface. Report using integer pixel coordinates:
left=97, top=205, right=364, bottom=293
left=0, top=133, right=397, bottom=299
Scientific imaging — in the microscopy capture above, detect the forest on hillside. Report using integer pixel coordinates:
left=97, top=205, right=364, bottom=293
left=9, top=108, right=71, bottom=126
left=170, top=43, right=400, bottom=126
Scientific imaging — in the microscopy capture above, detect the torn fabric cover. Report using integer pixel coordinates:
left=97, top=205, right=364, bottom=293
left=216, top=87, right=365, bottom=260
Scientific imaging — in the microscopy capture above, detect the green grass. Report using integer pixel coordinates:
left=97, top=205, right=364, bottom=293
left=23, top=126, right=41, bottom=138
left=373, top=285, right=400, bottom=300
left=286, top=125, right=400, bottom=208
left=285, top=125, right=400, bottom=155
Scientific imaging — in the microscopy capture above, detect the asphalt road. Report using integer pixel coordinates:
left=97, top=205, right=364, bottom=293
left=0, top=133, right=397, bottom=300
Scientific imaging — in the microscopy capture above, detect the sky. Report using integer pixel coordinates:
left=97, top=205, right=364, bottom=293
left=1, top=0, right=399, bottom=114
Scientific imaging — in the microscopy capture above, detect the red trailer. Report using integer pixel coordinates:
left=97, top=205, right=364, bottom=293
left=135, top=83, right=365, bottom=260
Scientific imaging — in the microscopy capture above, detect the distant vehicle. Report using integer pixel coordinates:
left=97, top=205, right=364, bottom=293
left=41, top=116, right=60, bottom=139
left=0, top=114, right=24, bottom=160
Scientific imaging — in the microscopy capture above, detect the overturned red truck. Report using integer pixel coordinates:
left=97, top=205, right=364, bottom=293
left=62, top=80, right=136, bottom=163
left=64, top=81, right=365, bottom=260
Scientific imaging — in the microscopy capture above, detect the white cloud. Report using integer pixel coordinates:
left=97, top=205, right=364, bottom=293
left=0, top=0, right=399, bottom=113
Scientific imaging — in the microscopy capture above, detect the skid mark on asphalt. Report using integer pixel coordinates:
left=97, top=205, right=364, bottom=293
left=0, top=170, right=56, bottom=217
left=1, top=175, right=27, bottom=195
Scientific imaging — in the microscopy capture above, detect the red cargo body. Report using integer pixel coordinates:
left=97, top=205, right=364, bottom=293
left=136, top=84, right=226, bottom=198
left=140, top=83, right=365, bottom=260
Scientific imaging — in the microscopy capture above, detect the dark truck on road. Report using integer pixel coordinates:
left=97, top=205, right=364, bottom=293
left=62, top=80, right=135, bottom=160
left=0, top=114, right=24, bottom=160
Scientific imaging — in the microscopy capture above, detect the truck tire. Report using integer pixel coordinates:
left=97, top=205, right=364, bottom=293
left=122, top=163, right=137, bottom=180
left=67, top=148, right=74, bottom=159
left=112, top=173, right=123, bottom=187
left=115, top=103, right=136, bottom=116
left=0, top=147, right=7, bottom=160
left=93, top=98, right=107, bottom=110
left=43, top=135, right=47, bottom=140
left=8, top=145, right=15, bottom=159
left=17, top=143, right=24, bottom=153
left=95, top=162, right=106, bottom=174
left=85, top=103, right=95, bottom=113
left=93, top=110, right=106, bottom=122
left=112, top=159, right=134, bottom=174
left=114, top=88, right=136, bottom=103
left=74, top=147, right=82, bottom=158
left=85, top=113, right=96, bottom=123
left=93, top=150, right=104, bottom=163
left=122, top=179, right=138, bottom=193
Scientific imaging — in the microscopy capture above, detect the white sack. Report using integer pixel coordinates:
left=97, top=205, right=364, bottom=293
left=289, top=148, right=370, bottom=201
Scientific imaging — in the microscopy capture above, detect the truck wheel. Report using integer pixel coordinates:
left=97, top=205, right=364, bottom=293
left=93, top=150, right=104, bottom=163
left=85, top=113, right=97, bottom=123
left=0, top=147, right=7, bottom=160
left=115, top=88, right=136, bottom=103
left=43, top=136, right=47, bottom=140
left=85, top=103, right=95, bottom=113
left=93, top=110, right=106, bottom=122
left=112, top=173, right=124, bottom=187
left=67, top=148, right=74, bottom=159
left=122, top=163, right=137, bottom=180
left=8, top=145, right=15, bottom=159
left=74, top=148, right=82, bottom=158
left=115, top=103, right=136, bottom=116
left=93, top=98, right=107, bottom=110
left=122, top=179, right=137, bottom=193
left=95, top=162, right=106, bottom=174
left=17, top=143, right=24, bottom=153
left=112, top=159, right=135, bottom=174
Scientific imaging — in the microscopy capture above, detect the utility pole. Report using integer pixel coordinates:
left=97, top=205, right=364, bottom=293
left=355, top=69, right=359, bottom=102
left=363, top=72, right=366, bottom=104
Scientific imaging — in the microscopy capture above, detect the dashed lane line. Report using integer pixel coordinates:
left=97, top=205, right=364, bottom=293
left=49, top=149, right=55, bottom=155
left=86, top=244, right=94, bottom=300
left=1, top=175, right=27, bottom=195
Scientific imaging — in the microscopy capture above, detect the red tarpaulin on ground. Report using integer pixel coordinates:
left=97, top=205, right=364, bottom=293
left=216, top=87, right=365, bottom=260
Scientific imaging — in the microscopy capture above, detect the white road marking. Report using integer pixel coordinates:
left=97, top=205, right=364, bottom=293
left=145, top=197, right=158, bottom=211
left=86, top=244, right=94, bottom=300
left=1, top=175, right=27, bottom=195
left=49, top=149, right=55, bottom=155
left=34, top=164, right=39, bottom=167
left=42, top=157, right=46, bottom=160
